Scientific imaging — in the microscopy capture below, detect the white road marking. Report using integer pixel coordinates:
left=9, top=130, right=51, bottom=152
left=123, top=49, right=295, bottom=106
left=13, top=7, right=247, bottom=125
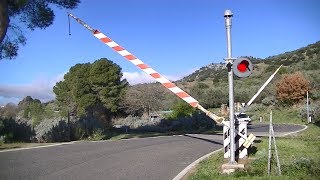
left=0, top=142, right=75, bottom=153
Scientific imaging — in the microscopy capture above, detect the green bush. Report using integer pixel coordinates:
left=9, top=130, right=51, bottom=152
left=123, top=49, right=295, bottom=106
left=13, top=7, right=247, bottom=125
left=310, top=91, right=320, bottom=100
left=35, top=120, right=71, bottom=143
left=300, top=101, right=320, bottom=123
left=21, top=100, right=46, bottom=127
left=282, top=157, right=320, bottom=178
left=72, top=124, right=86, bottom=140
left=0, top=120, right=3, bottom=133
left=265, top=65, right=278, bottom=73
left=2, top=133, right=13, bottom=143
left=88, top=129, right=105, bottom=141
left=196, top=82, right=209, bottom=89
left=0, top=136, right=4, bottom=145
left=246, top=103, right=266, bottom=112
left=169, top=101, right=195, bottom=120
left=0, top=118, right=35, bottom=142
left=262, top=96, right=277, bottom=106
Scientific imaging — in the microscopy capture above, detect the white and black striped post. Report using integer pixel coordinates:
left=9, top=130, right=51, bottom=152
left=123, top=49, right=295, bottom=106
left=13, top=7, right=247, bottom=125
left=223, top=120, right=248, bottom=159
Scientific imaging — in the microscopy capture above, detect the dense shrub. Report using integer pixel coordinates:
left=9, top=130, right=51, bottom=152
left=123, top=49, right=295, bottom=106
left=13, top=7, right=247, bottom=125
left=113, top=116, right=158, bottom=129
left=262, top=96, right=277, bottom=106
left=0, top=120, right=3, bottom=133
left=87, top=129, right=105, bottom=141
left=154, top=112, right=215, bottom=132
left=310, top=90, right=320, bottom=100
left=33, top=115, right=105, bottom=142
left=169, top=101, right=195, bottom=120
left=0, top=136, right=4, bottom=145
left=137, top=125, right=165, bottom=133
left=112, top=111, right=216, bottom=133
left=282, top=157, right=320, bottom=178
left=0, top=118, right=35, bottom=142
left=34, top=118, right=69, bottom=142
left=0, top=103, right=18, bottom=119
left=44, top=121, right=70, bottom=142
left=246, top=103, right=266, bottom=112
left=300, top=101, right=320, bottom=123
left=276, top=72, right=310, bottom=105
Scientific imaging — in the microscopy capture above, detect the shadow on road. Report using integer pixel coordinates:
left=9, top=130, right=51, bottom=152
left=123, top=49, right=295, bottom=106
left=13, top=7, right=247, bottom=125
left=183, top=134, right=223, bottom=145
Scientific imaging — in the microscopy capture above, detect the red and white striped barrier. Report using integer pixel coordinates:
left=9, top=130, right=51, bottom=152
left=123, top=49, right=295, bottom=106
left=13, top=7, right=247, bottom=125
left=93, top=30, right=199, bottom=108
left=68, top=13, right=224, bottom=124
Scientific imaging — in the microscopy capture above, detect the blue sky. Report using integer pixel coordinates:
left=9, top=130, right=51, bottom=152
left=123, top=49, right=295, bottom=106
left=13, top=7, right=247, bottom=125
left=0, top=0, right=319, bottom=105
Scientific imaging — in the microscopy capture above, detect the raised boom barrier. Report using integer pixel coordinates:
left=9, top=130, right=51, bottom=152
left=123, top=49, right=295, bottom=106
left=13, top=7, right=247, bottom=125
left=68, top=13, right=224, bottom=124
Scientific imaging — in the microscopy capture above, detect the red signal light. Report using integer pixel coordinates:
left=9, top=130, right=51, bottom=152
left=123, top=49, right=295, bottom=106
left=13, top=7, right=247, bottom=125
left=233, top=58, right=253, bottom=78
left=237, top=61, right=248, bottom=72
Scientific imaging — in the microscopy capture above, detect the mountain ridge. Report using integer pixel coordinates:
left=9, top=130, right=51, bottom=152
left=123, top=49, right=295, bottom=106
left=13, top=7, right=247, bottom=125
left=179, top=41, right=320, bottom=83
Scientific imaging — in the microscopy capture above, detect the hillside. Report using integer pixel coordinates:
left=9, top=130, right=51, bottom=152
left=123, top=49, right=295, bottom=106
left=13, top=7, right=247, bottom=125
left=173, top=41, right=320, bottom=108
left=181, top=41, right=320, bottom=83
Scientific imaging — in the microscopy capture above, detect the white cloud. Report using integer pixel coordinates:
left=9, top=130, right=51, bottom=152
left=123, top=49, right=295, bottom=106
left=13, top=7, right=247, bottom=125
left=0, top=72, right=66, bottom=105
left=0, top=69, right=195, bottom=105
left=122, top=70, right=194, bottom=85
left=122, top=72, right=155, bottom=85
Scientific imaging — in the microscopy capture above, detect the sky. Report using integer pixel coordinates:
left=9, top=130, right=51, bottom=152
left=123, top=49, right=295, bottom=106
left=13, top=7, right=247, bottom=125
left=0, top=0, right=319, bottom=105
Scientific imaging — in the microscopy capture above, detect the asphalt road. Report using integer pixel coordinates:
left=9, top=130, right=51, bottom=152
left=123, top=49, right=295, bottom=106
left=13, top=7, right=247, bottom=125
left=0, top=124, right=305, bottom=180
left=0, top=135, right=223, bottom=180
left=248, top=123, right=306, bottom=137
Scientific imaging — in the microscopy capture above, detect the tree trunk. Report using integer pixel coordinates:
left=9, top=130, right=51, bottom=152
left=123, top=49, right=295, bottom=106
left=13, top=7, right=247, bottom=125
left=0, top=0, right=9, bottom=43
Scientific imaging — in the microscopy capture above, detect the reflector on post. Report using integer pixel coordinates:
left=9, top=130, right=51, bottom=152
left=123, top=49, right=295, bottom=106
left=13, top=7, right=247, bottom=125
left=233, top=58, right=253, bottom=78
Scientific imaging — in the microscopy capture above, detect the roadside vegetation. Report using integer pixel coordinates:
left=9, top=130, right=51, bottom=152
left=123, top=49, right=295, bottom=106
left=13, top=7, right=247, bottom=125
left=187, top=123, right=320, bottom=180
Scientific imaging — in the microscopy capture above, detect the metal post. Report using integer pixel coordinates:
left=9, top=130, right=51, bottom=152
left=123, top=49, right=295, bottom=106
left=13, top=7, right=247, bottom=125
left=267, top=111, right=272, bottom=175
left=307, top=91, right=309, bottom=123
left=68, top=111, right=71, bottom=141
left=224, top=10, right=236, bottom=164
left=272, top=127, right=282, bottom=175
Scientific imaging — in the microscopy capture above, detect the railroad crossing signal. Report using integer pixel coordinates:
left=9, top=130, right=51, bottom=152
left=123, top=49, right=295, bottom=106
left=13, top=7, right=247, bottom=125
left=69, top=11, right=258, bottom=168
left=233, top=58, right=253, bottom=78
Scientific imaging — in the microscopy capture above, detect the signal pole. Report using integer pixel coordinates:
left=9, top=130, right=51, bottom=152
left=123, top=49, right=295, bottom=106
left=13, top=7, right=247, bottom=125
left=224, top=10, right=236, bottom=164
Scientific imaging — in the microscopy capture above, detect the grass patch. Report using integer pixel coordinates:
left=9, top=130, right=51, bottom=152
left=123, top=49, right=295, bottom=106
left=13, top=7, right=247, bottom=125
left=188, top=124, right=320, bottom=180
left=109, top=132, right=172, bottom=140
left=186, top=151, right=225, bottom=180
left=86, top=131, right=184, bottom=141
left=249, top=108, right=304, bottom=125
left=0, top=142, right=55, bottom=151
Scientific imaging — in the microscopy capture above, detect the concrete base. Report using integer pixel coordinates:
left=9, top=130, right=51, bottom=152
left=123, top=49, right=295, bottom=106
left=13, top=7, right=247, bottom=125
left=221, top=163, right=245, bottom=174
